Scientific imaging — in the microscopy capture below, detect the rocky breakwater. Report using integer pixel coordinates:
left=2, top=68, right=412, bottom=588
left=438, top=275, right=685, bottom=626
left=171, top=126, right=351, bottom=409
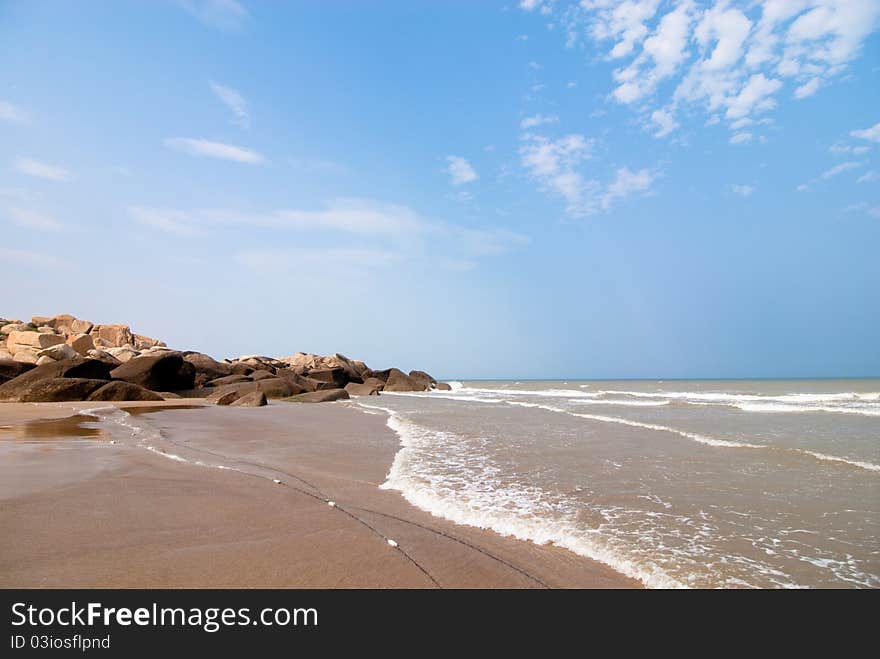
left=0, top=313, right=451, bottom=406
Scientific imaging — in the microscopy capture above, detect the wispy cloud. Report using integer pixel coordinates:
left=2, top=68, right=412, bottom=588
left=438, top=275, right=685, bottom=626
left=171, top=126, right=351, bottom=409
left=5, top=207, right=63, bottom=231
left=0, top=100, right=28, bottom=125
left=446, top=156, right=478, bottom=186
left=857, top=170, right=879, bottom=184
left=730, top=132, right=753, bottom=145
left=0, top=248, right=65, bottom=268
left=130, top=207, right=200, bottom=236
left=210, top=81, right=249, bottom=128
left=520, top=133, right=596, bottom=215
left=14, top=157, right=71, bottom=181
left=164, top=137, right=265, bottom=164
left=851, top=121, right=880, bottom=143
left=179, top=0, right=249, bottom=31
left=730, top=184, right=755, bottom=197
left=602, top=167, right=656, bottom=211
left=820, top=161, right=863, bottom=179
left=520, top=114, right=559, bottom=130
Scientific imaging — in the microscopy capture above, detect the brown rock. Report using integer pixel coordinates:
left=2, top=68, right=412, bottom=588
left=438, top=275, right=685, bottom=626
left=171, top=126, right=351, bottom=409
left=307, top=368, right=348, bottom=387
left=228, top=362, right=255, bottom=376
left=133, top=334, right=165, bottom=350
left=71, top=318, right=94, bottom=335
left=212, top=388, right=249, bottom=405
left=385, top=369, right=428, bottom=392
left=362, top=377, right=386, bottom=391
left=37, top=343, right=78, bottom=361
left=6, top=330, right=65, bottom=353
left=0, top=359, right=36, bottom=385
left=257, top=378, right=304, bottom=398
left=409, top=370, right=437, bottom=388
left=206, top=374, right=253, bottom=387
left=229, top=391, right=268, bottom=407
left=86, top=381, right=164, bottom=402
left=91, top=324, right=133, bottom=347
left=183, top=352, right=233, bottom=386
left=0, top=358, right=112, bottom=401
left=435, top=382, right=453, bottom=391
left=110, top=352, right=195, bottom=391
left=344, top=382, right=380, bottom=396
left=283, top=388, right=350, bottom=403
left=250, top=370, right=276, bottom=381
left=17, top=378, right=108, bottom=402
left=66, top=333, right=95, bottom=356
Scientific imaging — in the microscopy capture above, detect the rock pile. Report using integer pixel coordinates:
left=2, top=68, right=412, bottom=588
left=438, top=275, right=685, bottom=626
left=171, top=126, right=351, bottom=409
left=0, top=313, right=450, bottom=405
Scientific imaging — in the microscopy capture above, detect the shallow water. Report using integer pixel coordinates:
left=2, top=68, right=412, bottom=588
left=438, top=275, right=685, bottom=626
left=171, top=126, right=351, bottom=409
left=357, top=379, right=880, bottom=588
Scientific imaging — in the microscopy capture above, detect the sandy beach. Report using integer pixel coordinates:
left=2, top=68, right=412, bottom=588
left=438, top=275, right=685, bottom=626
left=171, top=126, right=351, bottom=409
left=0, top=400, right=638, bottom=589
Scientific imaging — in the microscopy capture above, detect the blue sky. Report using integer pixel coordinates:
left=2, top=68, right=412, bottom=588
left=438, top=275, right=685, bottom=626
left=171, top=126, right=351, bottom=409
left=1, top=0, right=879, bottom=379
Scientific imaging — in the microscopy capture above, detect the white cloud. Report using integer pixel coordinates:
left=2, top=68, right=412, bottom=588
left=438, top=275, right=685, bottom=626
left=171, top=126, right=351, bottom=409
left=730, top=183, right=755, bottom=196
left=520, top=114, right=559, bottom=129
left=856, top=170, right=879, bottom=184
left=0, top=100, right=28, bottom=124
left=851, top=121, right=880, bottom=143
left=796, top=183, right=809, bottom=191
left=14, top=157, right=71, bottom=181
left=5, top=207, right=63, bottom=231
left=520, top=133, right=596, bottom=214
left=820, top=161, right=862, bottom=179
left=210, top=82, right=249, bottom=128
left=131, top=207, right=201, bottom=236
left=650, top=108, right=678, bottom=137
left=519, top=0, right=543, bottom=11
left=0, top=248, right=65, bottom=268
left=794, top=77, right=820, bottom=99
left=164, top=137, right=265, bottom=164
left=601, top=167, right=655, bottom=210
left=179, top=0, right=249, bottom=30
left=870, top=206, right=880, bottom=219
left=446, top=156, right=478, bottom=186
left=540, top=1, right=880, bottom=139
left=730, top=132, right=752, bottom=144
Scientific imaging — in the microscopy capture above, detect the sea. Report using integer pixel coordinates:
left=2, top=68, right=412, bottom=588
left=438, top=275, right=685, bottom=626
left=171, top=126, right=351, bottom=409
left=354, top=379, right=879, bottom=588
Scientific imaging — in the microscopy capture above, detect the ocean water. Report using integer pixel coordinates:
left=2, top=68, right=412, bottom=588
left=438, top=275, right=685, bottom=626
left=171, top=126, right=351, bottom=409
left=355, top=379, right=879, bottom=588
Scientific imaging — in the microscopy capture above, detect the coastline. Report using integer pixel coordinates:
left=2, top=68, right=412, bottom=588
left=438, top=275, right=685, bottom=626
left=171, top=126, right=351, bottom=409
left=0, top=400, right=639, bottom=589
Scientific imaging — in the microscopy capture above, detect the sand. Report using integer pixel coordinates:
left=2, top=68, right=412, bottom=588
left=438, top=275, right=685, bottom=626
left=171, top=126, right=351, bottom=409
left=0, top=400, right=638, bottom=588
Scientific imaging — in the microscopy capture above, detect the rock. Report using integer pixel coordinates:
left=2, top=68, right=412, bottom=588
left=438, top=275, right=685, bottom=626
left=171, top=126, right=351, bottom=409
left=110, top=352, right=194, bottom=391
left=183, top=352, right=233, bottom=386
left=0, top=357, right=112, bottom=400
left=229, top=391, right=268, bottom=407
left=106, top=346, right=141, bottom=363
left=435, top=382, right=452, bottom=391
left=256, top=378, right=303, bottom=398
left=66, top=333, right=95, bottom=356
left=206, top=374, right=252, bottom=387
left=384, top=369, right=428, bottom=392
left=159, top=392, right=182, bottom=399
left=86, top=349, right=122, bottom=367
left=307, top=368, right=348, bottom=388
left=344, top=382, right=380, bottom=396
left=31, top=316, right=53, bottom=326
left=1, top=323, right=30, bottom=335
left=0, top=359, right=35, bottom=385
left=367, top=368, right=399, bottom=383
left=133, top=334, right=165, bottom=350
left=12, top=348, right=41, bottom=364
left=228, top=362, right=255, bottom=376
left=250, top=370, right=276, bottom=381
left=35, top=356, right=56, bottom=365
left=92, top=337, right=114, bottom=348
left=362, top=377, right=386, bottom=391
left=6, top=330, right=65, bottom=354
left=17, top=378, right=108, bottom=402
left=409, top=370, right=437, bottom=389
left=71, top=318, right=94, bottom=335
left=45, top=314, right=77, bottom=335
left=91, top=324, right=133, bottom=348
left=283, top=388, right=350, bottom=403
left=37, top=326, right=55, bottom=333
left=37, top=343, right=78, bottom=361
left=213, top=389, right=248, bottom=405
left=86, top=381, right=164, bottom=402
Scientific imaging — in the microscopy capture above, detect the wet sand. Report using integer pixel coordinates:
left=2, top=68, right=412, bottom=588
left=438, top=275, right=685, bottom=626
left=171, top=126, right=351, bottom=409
left=0, top=400, right=638, bottom=588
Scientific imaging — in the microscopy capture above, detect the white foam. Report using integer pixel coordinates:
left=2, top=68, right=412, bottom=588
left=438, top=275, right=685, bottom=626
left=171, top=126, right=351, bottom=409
left=355, top=402, right=688, bottom=589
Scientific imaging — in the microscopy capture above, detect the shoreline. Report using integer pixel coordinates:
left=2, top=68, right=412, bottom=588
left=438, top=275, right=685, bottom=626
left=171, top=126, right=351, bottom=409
left=0, top=400, right=639, bottom=589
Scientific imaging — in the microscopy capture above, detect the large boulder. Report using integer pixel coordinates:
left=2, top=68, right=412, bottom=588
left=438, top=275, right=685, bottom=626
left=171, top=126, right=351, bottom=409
left=106, top=346, right=140, bottom=363
left=257, top=378, right=305, bottom=398
left=409, top=370, right=437, bottom=389
left=206, top=374, right=252, bottom=387
left=91, top=324, right=133, bottom=348
left=0, top=357, right=112, bottom=401
left=37, top=343, right=78, bottom=361
left=1, top=322, right=30, bottom=335
left=0, top=359, right=35, bottom=385
left=86, top=349, right=122, bottom=367
left=6, top=330, right=65, bottom=355
left=66, top=333, right=95, bottom=356
left=183, top=352, right=233, bottom=386
left=17, top=378, right=108, bottom=402
left=110, top=352, right=195, bottom=391
left=283, top=388, right=350, bottom=403
left=133, top=334, right=165, bottom=350
left=307, top=368, right=348, bottom=388
left=435, top=382, right=453, bottom=391
left=362, top=377, right=386, bottom=391
left=344, top=382, right=380, bottom=396
left=384, top=369, right=428, bottom=392
left=86, top=381, right=164, bottom=402
left=228, top=362, right=255, bottom=376
left=229, top=391, right=267, bottom=407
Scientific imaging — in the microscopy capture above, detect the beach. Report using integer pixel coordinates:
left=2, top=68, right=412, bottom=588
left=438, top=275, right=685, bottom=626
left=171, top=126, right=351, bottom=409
left=0, top=400, right=638, bottom=589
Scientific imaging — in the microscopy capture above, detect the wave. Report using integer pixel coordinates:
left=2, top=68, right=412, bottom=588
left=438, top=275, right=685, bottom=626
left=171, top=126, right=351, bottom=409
left=355, top=401, right=687, bottom=588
